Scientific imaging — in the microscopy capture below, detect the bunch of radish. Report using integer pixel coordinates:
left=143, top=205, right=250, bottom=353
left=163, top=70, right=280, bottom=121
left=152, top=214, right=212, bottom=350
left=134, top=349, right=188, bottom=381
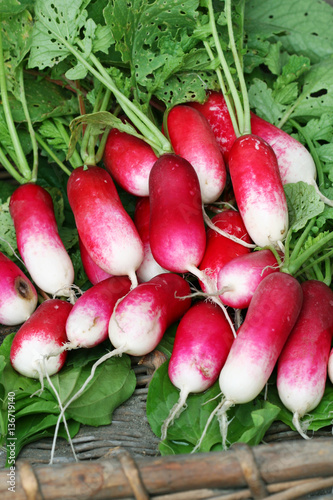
left=2, top=0, right=333, bottom=461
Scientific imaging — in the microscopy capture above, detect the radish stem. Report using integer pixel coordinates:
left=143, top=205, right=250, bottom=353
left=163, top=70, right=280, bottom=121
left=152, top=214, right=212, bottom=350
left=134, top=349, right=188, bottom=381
left=0, top=30, right=32, bottom=181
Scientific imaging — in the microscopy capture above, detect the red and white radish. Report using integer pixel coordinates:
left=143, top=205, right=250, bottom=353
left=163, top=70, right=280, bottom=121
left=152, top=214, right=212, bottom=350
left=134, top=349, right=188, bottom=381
left=160, top=300, right=234, bottom=441
left=134, top=197, right=169, bottom=282
left=108, top=273, right=192, bottom=356
left=67, top=165, right=144, bottom=288
left=9, top=184, right=75, bottom=297
left=78, top=236, right=112, bottom=285
left=251, top=113, right=333, bottom=206
left=199, top=209, right=252, bottom=292
left=10, top=299, right=72, bottom=379
left=166, top=105, right=227, bottom=203
left=65, top=276, right=131, bottom=349
left=189, top=91, right=237, bottom=163
left=196, top=272, right=303, bottom=450
left=103, top=128, right=158, bottom=196
left=0, top=251, right=38, bottom=325
left=276, top=280, right=333, bottom=439
left=149, top=153, right=206, bottom=275
left=228, top=135, right=289, bottom=248
left=217, top=248, right=280, bottom=309
left=149, top=153, right=236, bottom=336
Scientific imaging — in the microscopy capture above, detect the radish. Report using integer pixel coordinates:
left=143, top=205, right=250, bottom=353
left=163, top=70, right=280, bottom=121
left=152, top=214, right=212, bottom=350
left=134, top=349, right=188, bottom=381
left=328, top=348, right=333, bottom=385
left=196, top=272, right=303, bottom=450
left=78, top=236, right=112, bottom=285
left=276, top=280, right=333, bottom=439
left=250, top=113, right=333, bottom=207
left=134, top=197, right=169, bottom=282
left=228, top=135, right=289, bottom=248
left=103, top=128, right=158, bottom=197
left=166, top=105, right=227, bottom=204
left=108, top=273, right=192, bottom=356
left=67, top=165, right=144, bottom=288
left=149, top=153, right=206, bottom=275
left=160, top=300, right=234, bottom=441
left=198, top=209, right=252, bottom=292
left=0, top=251, right=38, bottom=326
left=65, top=276, right=131, bottom=349
left=9, top=184, right=75, bottom=297
left=217, top=248, right=281, bottom=309
left=10, top=299, right=72, bottom=379
left=50, top=272, right=192, bottom=458
left=189, top=91, right=237, bottom=163
left=149, top=153, right=236, bottom=336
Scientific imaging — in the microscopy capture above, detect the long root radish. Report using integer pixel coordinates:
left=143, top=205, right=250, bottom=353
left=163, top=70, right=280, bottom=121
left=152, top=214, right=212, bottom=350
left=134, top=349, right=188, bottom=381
left=161, top=300, right=234, bottom=441
left=67, top=165, right=144, bottom=288
left=9, top=184, right=75, bottom=296
left=195, top=272, right=303, bottom=450
left=277, top=280, right=333, bottom=439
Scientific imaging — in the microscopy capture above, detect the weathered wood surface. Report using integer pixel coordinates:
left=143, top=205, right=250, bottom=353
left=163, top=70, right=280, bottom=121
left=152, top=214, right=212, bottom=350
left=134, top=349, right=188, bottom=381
left=0, top=439, right=333, bottom=499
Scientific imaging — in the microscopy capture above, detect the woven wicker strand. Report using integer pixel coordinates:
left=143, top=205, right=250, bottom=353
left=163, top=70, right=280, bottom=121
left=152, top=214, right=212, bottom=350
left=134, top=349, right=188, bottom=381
left=1, top=438, right=332, bottom=500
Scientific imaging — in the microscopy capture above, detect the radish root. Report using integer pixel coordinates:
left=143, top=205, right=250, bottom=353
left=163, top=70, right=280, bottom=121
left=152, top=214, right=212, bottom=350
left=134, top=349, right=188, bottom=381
left=203, top=208, right=256, bottom=249
left=49, top=344, right=127, bottom=464
left=292, top=411, right=312, bottom=440
left=160, top=387, right=190, bottom=441
left=186, top=264, right=237, bottom=338
left=216, top=399, right=234, bottom=450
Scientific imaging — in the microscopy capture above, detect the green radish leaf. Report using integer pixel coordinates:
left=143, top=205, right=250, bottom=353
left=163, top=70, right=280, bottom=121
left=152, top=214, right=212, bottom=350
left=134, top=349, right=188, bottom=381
left=5, top=414, right=80, bottom=464
left=0, top=198, right=18, bottom=258
left=146, top=362, right=281, bottom=455
left=0, top=334, right=136, bottom=455
left=1, top=9, right=34, bottom=97
left=8, top=75, right=79, bottom=124
left=0, top=0, right=33, bottom=17
left=28, top=0, right=95, bottom=71
left=248, top=78, right=286, bottom=125
left=245, top=0, right=333, bottom=64
left=284, top=182, right=325, bottom=232
left=292, top=58, right=333, bottom=120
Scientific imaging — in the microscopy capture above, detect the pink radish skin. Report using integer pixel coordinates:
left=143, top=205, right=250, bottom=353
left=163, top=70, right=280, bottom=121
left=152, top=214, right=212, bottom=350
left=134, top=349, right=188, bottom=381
left=189, top=91, right=237, bottom=163
left=219, top=273, right=303, bottom=404
left=0, top=251, right=38, bottom=325
left=199, top=210, right=252, bottom=292
left=65, top=276, right=131, bottom=348
left=10, top=299, right=72, bottom=379
left=217, top=249, right=280, bottom=309
left=149, top=154, right=206, bottom=274
left=160, top=301, right=234, bottom=441
left=276, top=280, right=333, bottom=438
left=108, top=273, right=192, bottom=356
left=328, top=348, right=333, bottom=385
left=134, top=197, right=169, bottom=282
left=9, top=184, right=74, bottom=296
left=149, top=153, right=237, bottom=338
left=79, top=236, right=112, bottom=285
left=103, top=129, right=158, bottom=196
left=211, top=273, right=303, bottom=449
left=67, top=166, right=144, bottom=287
left=250, top=113, right=316, bottom=186
left=228, top=135, right=289, bottom=248
left=166, top=105, right=227, bottom=203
